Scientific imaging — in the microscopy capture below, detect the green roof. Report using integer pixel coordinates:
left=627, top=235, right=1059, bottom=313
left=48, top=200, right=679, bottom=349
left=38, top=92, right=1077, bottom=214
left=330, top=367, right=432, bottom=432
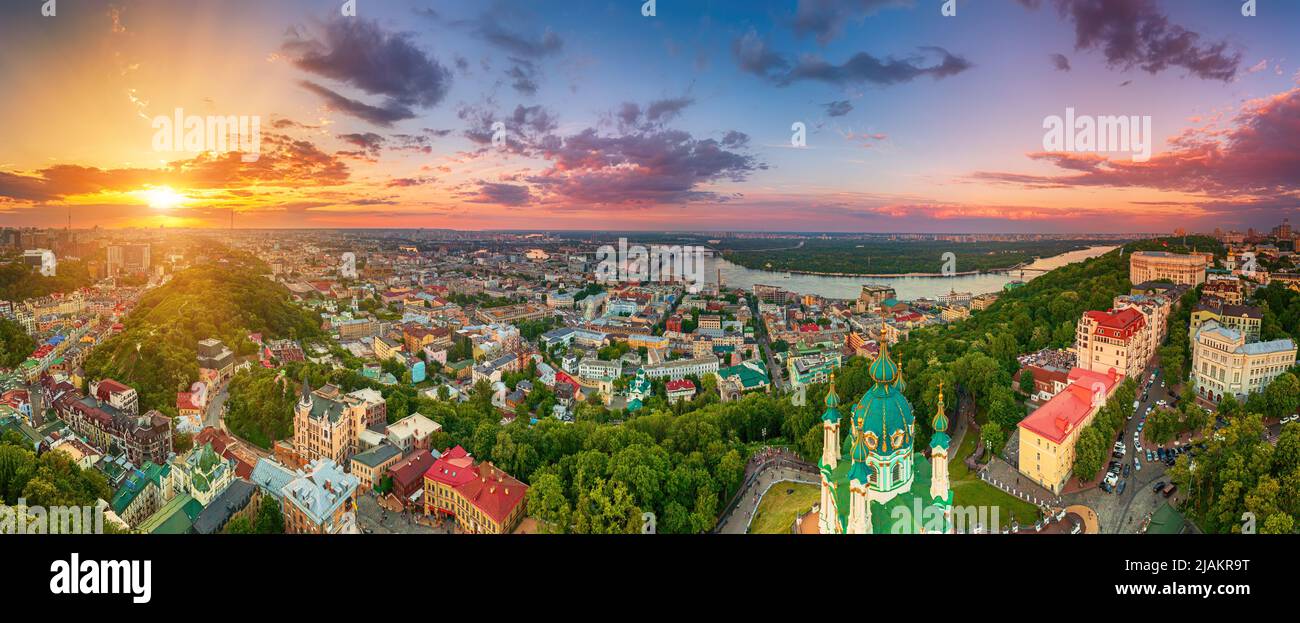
left=717, top=361, right=770, bottom=390
left=138, top=494, right=203, bottom=534
left=111, top=462, right=165, bottom=514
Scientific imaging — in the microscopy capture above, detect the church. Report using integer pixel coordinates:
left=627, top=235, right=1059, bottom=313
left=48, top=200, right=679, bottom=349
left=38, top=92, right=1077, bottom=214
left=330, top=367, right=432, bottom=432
left=813, top=342, right=954, bottom=534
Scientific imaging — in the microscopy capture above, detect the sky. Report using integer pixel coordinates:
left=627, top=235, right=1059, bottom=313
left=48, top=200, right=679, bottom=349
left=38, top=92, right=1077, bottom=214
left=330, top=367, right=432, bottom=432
left=0, top=0, right=1297, bottom=233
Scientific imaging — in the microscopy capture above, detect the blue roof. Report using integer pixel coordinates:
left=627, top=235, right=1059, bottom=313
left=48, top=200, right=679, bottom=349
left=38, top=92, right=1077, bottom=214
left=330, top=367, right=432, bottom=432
left=1241, top=339, right=1297, bottom=355
left=249, top=459, right=295, bottom=499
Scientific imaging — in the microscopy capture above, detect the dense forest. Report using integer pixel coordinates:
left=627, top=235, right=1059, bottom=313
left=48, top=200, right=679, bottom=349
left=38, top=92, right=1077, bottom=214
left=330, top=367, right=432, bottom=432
left=1170, top=408, right=1300, bottom=534
left=84, top=255, right=322, bottom=416
left=720, top=238, right=1132, bottom=275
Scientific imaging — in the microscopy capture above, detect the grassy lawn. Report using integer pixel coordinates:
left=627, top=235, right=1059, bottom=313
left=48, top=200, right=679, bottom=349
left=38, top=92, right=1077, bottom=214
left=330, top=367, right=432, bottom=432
left=949, top=424, right=979, bottom=481
left=748, top=481, right=820, bottom=534
left=946, top=420, right=1041, bottom=530
left=952, top=480, right=1040, bottom=530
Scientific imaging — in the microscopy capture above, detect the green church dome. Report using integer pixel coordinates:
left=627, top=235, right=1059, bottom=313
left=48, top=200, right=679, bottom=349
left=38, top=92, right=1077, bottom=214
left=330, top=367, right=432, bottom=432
left=821, top=375, right=841, bottom=423
left=848, top=458, right=875, bottom=484
left=851, top=343, right=914, bottom=457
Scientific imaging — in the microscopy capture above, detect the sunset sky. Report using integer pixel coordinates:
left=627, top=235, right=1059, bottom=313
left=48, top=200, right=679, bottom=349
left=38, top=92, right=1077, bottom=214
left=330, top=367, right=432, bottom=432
left=1, top=0, right=1297, bottom=232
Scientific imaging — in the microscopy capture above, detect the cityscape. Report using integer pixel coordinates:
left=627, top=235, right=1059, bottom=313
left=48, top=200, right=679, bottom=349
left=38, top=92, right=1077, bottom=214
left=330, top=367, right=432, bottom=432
left=1, top=0, right=1299, bottom=596
left=3, top=224, right=1298, bottom=538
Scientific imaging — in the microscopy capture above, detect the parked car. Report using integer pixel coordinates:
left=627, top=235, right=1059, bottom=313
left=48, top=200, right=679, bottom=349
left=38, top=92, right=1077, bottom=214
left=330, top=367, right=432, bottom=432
left=1147, top=450, right=1155, bottom=462
left=1282, top=413, right=1299, bottom=424
left=1123, top=463, right=1131, bottom=477
left=1153, top=481, right=1166, bottom=493
left=1117, top=480, right=1127, bottom=495
left=1134, top=456, right=1142, bottom=472
left=1163, top=484, right=1178, bottom=498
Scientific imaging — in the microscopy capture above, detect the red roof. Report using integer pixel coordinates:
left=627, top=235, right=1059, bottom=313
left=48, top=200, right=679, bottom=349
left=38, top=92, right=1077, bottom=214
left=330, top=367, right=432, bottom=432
left=1018, top=367, right=1119, bottom=444
left=388, top=449, right=438, bottom=491
left=424, top=445, right=477, bottom=487
left=1083, top=308, right=1146, bottom=339
left=176, top=392, right=202, bottom=411
left=554, top=371, right=580, bottom=390
left=424, top=445, right=526, bottom=526
left=666, top=379, right=696, bottom=392
left=93, top=378, right=131, bottom=401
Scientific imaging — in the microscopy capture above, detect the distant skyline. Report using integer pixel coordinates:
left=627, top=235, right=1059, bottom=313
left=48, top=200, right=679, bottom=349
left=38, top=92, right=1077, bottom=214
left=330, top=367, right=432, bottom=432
left=2, top=0, right=1298, bottom=233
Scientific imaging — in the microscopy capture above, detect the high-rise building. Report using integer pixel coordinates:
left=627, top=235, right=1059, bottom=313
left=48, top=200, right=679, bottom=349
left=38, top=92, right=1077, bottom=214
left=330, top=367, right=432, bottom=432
left=107, top=243, right=151, bottom=277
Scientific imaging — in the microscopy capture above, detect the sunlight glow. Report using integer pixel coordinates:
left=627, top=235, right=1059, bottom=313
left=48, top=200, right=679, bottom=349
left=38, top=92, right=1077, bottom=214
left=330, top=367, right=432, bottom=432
left=138, top=186, right=188, bottom=210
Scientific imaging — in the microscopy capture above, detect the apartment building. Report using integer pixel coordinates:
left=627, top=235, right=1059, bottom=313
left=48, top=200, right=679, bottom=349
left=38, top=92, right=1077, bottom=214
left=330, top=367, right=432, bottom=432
left=1189, top=301, right=1262, bottom=342
left=1075, top=308, right=1149, bottom=380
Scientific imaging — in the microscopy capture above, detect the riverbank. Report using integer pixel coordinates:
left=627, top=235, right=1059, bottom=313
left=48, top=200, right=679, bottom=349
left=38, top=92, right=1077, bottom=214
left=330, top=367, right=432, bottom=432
left=710, top=245, right=1119, bottom=301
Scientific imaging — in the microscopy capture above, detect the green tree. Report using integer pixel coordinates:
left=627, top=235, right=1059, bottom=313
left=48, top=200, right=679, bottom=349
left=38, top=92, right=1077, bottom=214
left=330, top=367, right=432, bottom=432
left=1072, top=426, right=1107, bottom=483
left=255, top=498, right=285, bottom=534
left=1018, top=369, right=1035, bottom=396
left=981, top=421, right=1007, bottom=457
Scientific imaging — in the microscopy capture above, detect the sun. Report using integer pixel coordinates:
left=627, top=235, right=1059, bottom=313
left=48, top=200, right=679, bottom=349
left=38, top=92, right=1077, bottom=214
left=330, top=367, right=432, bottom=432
left=138, top=186, right=188, bottom=210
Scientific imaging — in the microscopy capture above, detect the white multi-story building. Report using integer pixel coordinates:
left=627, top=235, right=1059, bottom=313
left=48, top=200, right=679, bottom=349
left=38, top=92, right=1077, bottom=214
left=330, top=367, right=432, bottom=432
left=643, top=355, right=720, bottom=380
left=577, top=357, right=621, bottom=382
left=1191, top=321, right=1297, bottom=403
left=1113, top=293, right=1173, bottom=364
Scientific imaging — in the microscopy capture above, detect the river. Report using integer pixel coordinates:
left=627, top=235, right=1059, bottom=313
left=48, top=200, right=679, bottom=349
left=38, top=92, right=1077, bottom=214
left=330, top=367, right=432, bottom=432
left=707, top=245, right=1118, bottom=301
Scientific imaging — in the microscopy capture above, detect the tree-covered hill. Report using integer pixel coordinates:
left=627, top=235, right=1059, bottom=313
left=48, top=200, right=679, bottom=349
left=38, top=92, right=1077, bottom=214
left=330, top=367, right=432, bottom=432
left=84, top=258, right=322, bottom=416
left=0, top=256, right=95, bottom=301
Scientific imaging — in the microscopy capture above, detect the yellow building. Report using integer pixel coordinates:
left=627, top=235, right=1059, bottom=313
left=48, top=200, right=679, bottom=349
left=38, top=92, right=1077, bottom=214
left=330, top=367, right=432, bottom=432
left=1188, top=302, right=1262, bottom=342
left=424, top=446, right=528, bottom=534
left=349, top=444, right=402, bottom=492
left=1017, top=368, right=1120, bottom=494
left=373, top=336, right=405, bottom=361
left=292, top=381, right=370, bottom=467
